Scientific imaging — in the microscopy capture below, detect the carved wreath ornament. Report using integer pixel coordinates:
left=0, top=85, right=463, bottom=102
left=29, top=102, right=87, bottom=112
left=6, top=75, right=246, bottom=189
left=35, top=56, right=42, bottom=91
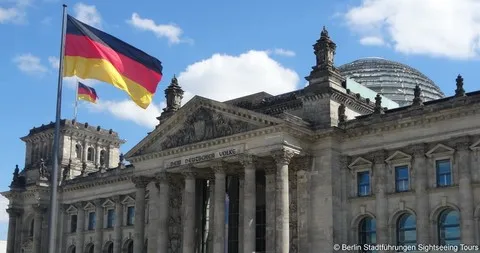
left=161, top=107, right=254, bottom=150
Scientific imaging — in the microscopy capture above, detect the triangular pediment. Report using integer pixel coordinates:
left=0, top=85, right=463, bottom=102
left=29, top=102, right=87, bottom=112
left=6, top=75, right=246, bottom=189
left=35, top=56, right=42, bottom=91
left=121, top=195, right=135, bottom=205
left=385, top=151, right=412, bottom=163
left=348, top=157, right=372, bottom=169
left=66, top=205, right=78, bottom=214
left=102, top=199, right=115, bottom=208
left=126, top=96, right=283, bottom=157
left=470, top=139, right=480, bottom=150
left=83, top=202, right=95, bottom=211
left=426, top=144, right=454, bottom=157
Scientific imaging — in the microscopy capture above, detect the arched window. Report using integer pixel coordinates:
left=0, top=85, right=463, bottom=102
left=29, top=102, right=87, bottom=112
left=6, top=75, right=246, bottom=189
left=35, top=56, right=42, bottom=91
left=29, top=219, right=34, bottom=237
left=99, top=150, right=106, bottom=166
left=87, top=147, right=94, bottom=161
left=68, top=245, right=76, bottom=253
left=127, top=240, right=133, bottom=253
left=87, top=244, right=94, bottom=253
left=105, top=242, right=113, bottom=253
left=438, top=209, right=460, bottom=245
left=397, top=213, right=416, bottom=247
left=75, top=144, right=82, bottom=159
left=358, top=217, right=376, bottom=252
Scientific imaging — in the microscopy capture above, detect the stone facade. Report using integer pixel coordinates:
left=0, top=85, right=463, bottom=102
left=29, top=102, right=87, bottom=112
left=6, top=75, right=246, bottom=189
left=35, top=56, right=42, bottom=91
left=3, top=27, right=480, bottom=253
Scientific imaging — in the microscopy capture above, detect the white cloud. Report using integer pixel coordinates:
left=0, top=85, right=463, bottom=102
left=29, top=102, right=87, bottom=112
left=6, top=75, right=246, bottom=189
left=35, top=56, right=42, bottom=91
left=13, top=54, right=47, bottom=75
left=0, top=195, right=9, bottom=223
left=88, top=100, right=166, bottom=128
left=73, top=2, right=101, bottom=28
left=88, top=50, right=299, bottom=128
left=344, top=0, right=480, bottom=59
left=64, top=77, right=99, bottom=89
left=48, top=56, right=59, bottom=69
left=359, top=36, right=385, bottom=46
left=267, top=48, right=296, bottom=57
left=127, top=13, right=189, bottom=45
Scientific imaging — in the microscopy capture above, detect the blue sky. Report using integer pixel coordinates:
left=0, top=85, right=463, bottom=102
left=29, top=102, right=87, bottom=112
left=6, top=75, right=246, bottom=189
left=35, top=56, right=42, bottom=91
left=1, top=0, right=480, bottom=242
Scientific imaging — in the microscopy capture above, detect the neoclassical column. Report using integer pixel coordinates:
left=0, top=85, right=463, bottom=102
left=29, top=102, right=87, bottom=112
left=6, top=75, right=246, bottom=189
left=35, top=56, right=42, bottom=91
left=373, top=151, right=388, bottom=252
left=264, top=163, right=276, bottom=253
left=413, top=144, right=430, bottom=244
left=182, top=171, right=196, bottom=253
left=6, top=207, right=22, bottom=253
left=132, top=176, right=151, bottom=253
left=272, top=149, right=295, bottom=253
left=212, top=162, right=226, bottom=253
left=112, top=196, right=123, bottom=253
left=207, top=176, right=215, bottom=253
left=94, top=199, right=104, bottom=253
left=457, top=141, right=475, bottom=244
left=156, top=172, right=170, bottom=253
left=240, top=154, right=256, bottom=253
left=237, top=171, right=244, bottom=253
left=32, top=204, right=46, bottom=253
left=76, top=202, right=86, bottom=252
left=295, top=157, right=312, bottom=253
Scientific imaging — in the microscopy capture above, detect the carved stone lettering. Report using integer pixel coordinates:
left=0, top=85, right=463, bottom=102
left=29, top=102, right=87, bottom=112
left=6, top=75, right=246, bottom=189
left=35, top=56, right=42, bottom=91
left=161, top=107, right=255, bottom=150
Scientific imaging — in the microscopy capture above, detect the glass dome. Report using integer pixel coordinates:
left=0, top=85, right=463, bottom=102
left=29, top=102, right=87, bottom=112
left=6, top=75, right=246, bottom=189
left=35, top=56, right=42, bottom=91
left=338, top=57, right=445, bottom=106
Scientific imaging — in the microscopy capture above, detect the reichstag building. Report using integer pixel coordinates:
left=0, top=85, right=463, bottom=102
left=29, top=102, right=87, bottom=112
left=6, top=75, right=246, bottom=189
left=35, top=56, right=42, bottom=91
left=2, top=27, right=480, bottom=253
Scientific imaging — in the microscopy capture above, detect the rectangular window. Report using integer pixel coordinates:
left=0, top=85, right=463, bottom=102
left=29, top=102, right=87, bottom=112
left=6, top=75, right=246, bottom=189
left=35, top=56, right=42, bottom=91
left=357, top=171, right=370, bottom=196
left=70, top=214, right=77, bottom=233
left=436, top=159, right=452, bottom=187
left=395, top=165, right=409, bottom=192
left=88, top=212, right=96, bottom=230
left=127, top=206, right=135, bottom=226
left=107, top=209, right=115, bottom=228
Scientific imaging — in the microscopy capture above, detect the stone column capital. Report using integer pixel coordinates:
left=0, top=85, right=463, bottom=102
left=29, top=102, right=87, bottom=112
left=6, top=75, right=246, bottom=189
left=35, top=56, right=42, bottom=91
left=271, top=148, right=296, bottom=165
left=93, top=198, right=104, bottom=206
left=371, top=150, right=386, bottom=164
left=132, top=176, right=152, bottom=188
left=339, top=156, right=349, bottom=170
left=411, top=144, right=426, bottom=157
left=455, top=141, right=470, bottom=151
left=211, top=161, right=227, bottom=174
left=264, top=164, right=276, bottom=175
left=6, top=207, right=22, bottom=217
left=112, top=195, right=122, bottom=203
left=238, top=154, right=255, bottom=168
left=181, top=171, right=197, bottom=179
left=32, top=204, right=47, bottom=214
left=155, top=172, right=169, bottom=183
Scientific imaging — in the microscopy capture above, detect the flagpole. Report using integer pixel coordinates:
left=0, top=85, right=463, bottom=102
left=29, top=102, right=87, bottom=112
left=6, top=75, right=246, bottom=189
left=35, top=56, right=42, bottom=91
left=47, top=4, right=67, bottom=253
left=74, top=79, right=79, bottom=121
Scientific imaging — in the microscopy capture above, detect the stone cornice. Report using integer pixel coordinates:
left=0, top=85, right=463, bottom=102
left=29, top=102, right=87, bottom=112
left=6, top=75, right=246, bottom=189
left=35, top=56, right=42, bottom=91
left=343, top=99, right=480, bottom=139
left=62, top=171, right=133, bottom=192
left=1, top=186, right=50, bottom=201
left=301, top=87, right=374, bottom=114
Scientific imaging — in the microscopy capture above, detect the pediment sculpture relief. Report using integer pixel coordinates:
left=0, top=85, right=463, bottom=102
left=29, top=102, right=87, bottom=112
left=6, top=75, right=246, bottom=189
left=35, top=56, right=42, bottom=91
left=160, top=107, right=257, bottom=150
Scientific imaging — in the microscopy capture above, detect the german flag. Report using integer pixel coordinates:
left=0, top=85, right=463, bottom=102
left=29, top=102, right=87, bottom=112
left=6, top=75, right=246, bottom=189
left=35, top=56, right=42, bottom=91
left=77, top=82, right=98, bottom=103
left=64, top=15, right=163, bottom=109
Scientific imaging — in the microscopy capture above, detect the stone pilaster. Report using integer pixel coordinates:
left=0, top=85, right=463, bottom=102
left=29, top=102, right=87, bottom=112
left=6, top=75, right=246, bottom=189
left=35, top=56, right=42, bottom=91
left=182, top=171, right=196, bottom=253
left=132, top=176, right=151, bottom=253
left=212, top=162, right=226, bottom=253
left=272, top=149, right=295, bottom=253
left=457, top=141, right=475, bottom=244
left=207, top=176, right=215, bottom=253
left=6, top=208, right=21, bottom=253
left=264, top=164, right=276, bottom=253
left=76, top=202, right=86, bottom=253
left=58, top=205, right=67, bottom=253
left=112, top=196, right=123, bottom=253
left=32, top=204, right=46, bottom=253
left=373, top=151, right=388, bottom=252
left=156, top=172, right=170, bottom=253
left=238, top=172, right=244, bottom=253
left=240, top=154, right=256, bottom=253
left=412, top=144, right=430, bottom=244
left=295, top=157, right=312, bottom=253
left=94, top=199, right=104, bottom=253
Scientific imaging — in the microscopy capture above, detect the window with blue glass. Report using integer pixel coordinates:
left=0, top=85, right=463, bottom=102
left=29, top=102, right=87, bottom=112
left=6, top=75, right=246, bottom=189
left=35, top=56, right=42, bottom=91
left=127, top=206, right=135, bottom=226
left=88, top=212, right=96, bottom=230
left=436, top=159, right=452, bottom=187
left=438, top=209, right=460, bottom=246
left=397, top=213, right=416, bottom=249
left=395, top=166, right=409, bottom=192
left=359, top=217, right=376, bottom=253
left=357, top=171, right=370, bottom=196
left=106, top=209, right=115, bottom=228
left=70, top=214, right=77, bottom=233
